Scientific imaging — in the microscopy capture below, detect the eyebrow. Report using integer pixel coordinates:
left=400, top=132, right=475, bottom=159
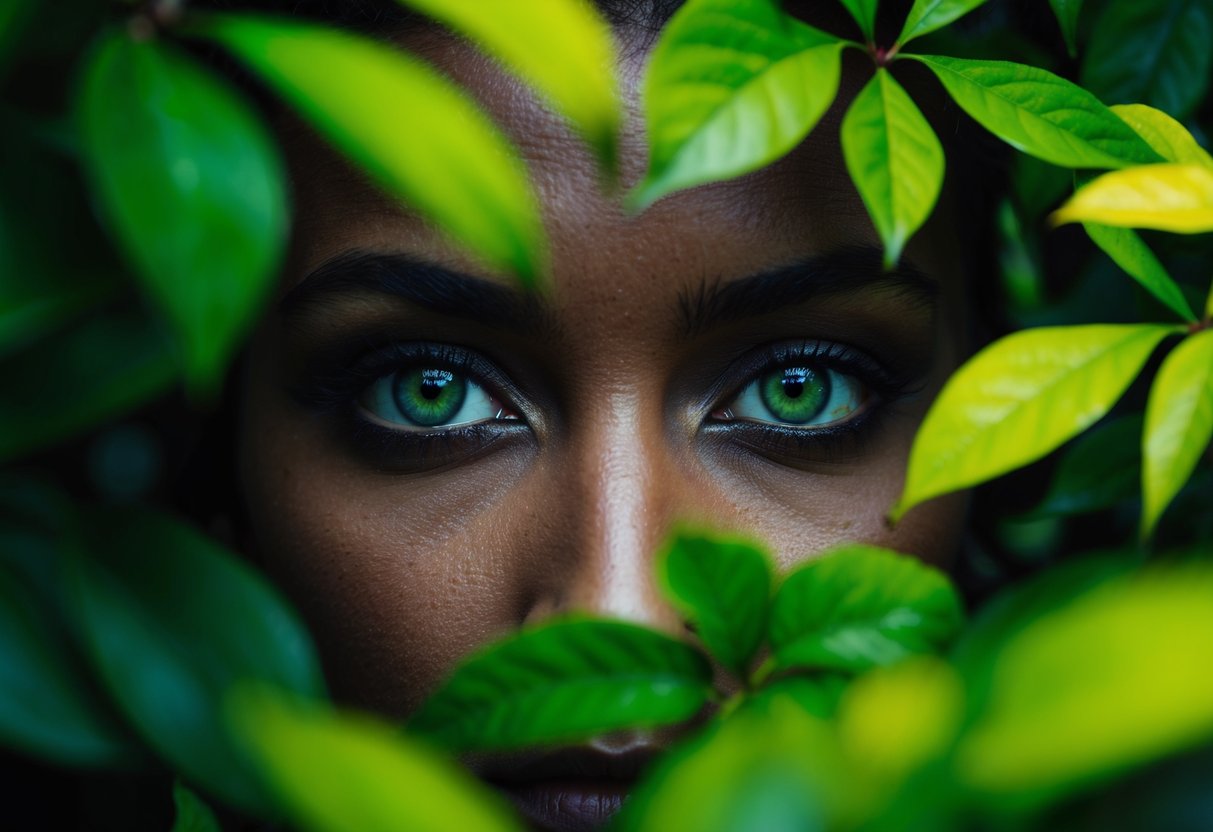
left=677, top=245, right=939, bottom=336
left=280, top=251, right=553, bottom=336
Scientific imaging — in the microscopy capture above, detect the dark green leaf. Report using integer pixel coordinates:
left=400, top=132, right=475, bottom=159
left=65, top=509, right=325, bottom=813
left=838, top=0, right=879, bottom=40
left=409, top=618, right=712, bottom=751
left=631, top=0, right=843, bottom=209
left=0, top=312, right=176, bottom=463
left=1083, top=223, right=1196, bottom=321
left=1029, top=414, right=1143, bottom=518
left=229, top=688, right=522, bottom=832
left=1082, top=0, right=1213, bottom=120
left=171, top=782, right=222, bottom=832
left=898, top=0, right=990, bottom=46
left=909, top=55, right=1162, bottom=169
left=1048, top=0, right=1083, bottom=57
left=841, top=68, right=944, bottom=268
left=199, top=14, right=544, bottom=284
left=767, top=545, right=963, bottom=674
left=78, top=31, right=287, bottom=393
left=657, top=530, right=771, bottom=678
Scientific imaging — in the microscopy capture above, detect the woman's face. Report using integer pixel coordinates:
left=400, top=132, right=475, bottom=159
left=237, top=23, right=968, bottom=828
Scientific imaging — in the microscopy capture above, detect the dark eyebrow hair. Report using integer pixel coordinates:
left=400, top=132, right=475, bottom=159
left=280, top=251, right=553, bottom=336
left=677, top=246, right=939, bottom=336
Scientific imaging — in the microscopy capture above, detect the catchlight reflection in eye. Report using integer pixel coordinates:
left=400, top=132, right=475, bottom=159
left=729, top=365, right=866, bottom=427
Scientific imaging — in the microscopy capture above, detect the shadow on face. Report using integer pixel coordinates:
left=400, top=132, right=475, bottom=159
left=235, top=19, right=970, bottom=723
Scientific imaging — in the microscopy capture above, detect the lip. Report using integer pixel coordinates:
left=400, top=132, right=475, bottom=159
left=471, top=745, right=660, bottom=831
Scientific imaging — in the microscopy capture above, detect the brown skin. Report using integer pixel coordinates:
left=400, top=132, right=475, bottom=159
left=237, top=29, right=968, bottom=734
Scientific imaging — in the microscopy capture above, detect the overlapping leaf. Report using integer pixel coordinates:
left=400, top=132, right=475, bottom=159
left=1111, top=104, right=1213, bottom=168
left=1083, top=223, right=1195, bottom=321
left=1054, top=163, right=1213, bottom=232
left=898, top=0, right=990, bottom=46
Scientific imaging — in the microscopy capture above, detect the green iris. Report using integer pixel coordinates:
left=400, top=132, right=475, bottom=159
left=759, top=366, right=829, bottom=424
left=392, top=368, right=467, bottom=426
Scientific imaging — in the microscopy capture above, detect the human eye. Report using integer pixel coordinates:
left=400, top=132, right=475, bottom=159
left=725, top=364, right=867, bottom=428
left=359, top=366, right=513, bottom=431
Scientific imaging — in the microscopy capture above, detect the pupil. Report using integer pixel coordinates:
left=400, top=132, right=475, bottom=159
left=782, top=373, right=806, bottom=398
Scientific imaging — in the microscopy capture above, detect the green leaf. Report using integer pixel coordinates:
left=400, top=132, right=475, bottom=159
left=1142, top=329, right=1213, bottom=538
left=171, top=782, right=222, bottom=832
left=956, top=565, right=1213, bottom=813
left=838, top=0, right=879, bottom=40
left=198, top=14, right=544, bottom=284
left=1028, top=414, right=1143, bottom=518
left=409, top=618, right=711, bottom=750
left=1083, top=223, right=1196, bottom=321
left=767, top=545, right=963, bottom=674
left=1048, top=0, right=1083, bottom=57
left=78, top=31, right=287, bottom=393
left=840, top=68, right=944, bottom=268
left=65, top=509, right=326, bottom=814
left=892, top=324, right=1174, bottom=521
left=898, top=0, right=990, bottom=47
left=229, top=688, right=522, bottom=832
left=908, top=55, right=1162, bottom=169
left=631, top=0, right=843, bottom=210
left=1081, top=0, right=1213, bottom=120
left=751, top=674, right=848, bottom=719
left=657, top=530, right=771, bottom=678
left=0, top=312, right=176, bottom=463
left=1111, top=104, right=1213, bottom=168
left=395, top=0, right=619, bottom=175
left=1052, top=163, right=1213, bottom=232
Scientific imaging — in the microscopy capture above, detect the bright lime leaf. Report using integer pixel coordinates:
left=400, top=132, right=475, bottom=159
left=65, top=509, right=325, bottom=814
left=616, top=696, right=845, bottom=832
left=657, top=530, right=771, bottom=678
left=1053, top=163, right=1213, bottom=232
left=395, top=0, right=619, bottom=174
left=0, top=312, right=176, bottom=464
left=1081, top=0, right=1213, bottom=120
left=751, top=675, right=848, bottom=719
left=1207, top=283, right=1213, bottom=319
left=408, top=618, right=712, bottom=750
left=1048, top=0, right=1083, bottom=57
left=1083, top=223, right=1196, bottom=321
left=631, top=0, right=843, bottom=210
left=200, top=15, right=544, bottom=283
left=78, top=31, right=287, bottom=393
left=172, top=782, right=222, bottom=832
left=767, top=545, right=963, bottom=674
left=909, top=55, right=1162, bottom=169
left=898, top=0, right=990, bottom=46
left=1141, top=329, right=1213, bottom=538
left=229, top=688, right=522, bottom=832
left=892, top=324, right=1174, bottom=521
left=1111, top=104, right=1213, bottom=168
left=1029, top=414, right=1142, bottom=518
left=957, top=566, right=1213, bottom=813
left=841, top=68, right=944, bottom=268
left=839, top=0, right=879, bottom=40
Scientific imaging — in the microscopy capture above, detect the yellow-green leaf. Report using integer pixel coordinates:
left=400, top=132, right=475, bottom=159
left=1111, top=104, right=1213, bottom=168
left=228, top=688, right=523, bottom=832
left=1141, top=329, right=1213, bottom=538
left=841, top=68, right=945, bottom=268
left=395, top=0, right=620, bottom=175
left=199, top=15, right=545, bottom=284
left=891, top=324, right=1174, bottom=521
left=1052, top=163, right=1213, bottom=233
left=898, top=0, right=990, bottom=46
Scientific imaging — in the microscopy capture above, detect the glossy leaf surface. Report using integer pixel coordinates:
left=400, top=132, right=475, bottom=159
left=1142, top=329, right=1213, bottom=537
left=66, top=510, right=325, bottom=813
left=898, top=0, right=990, bottom=46
left=409, top=619, right=712, bottom=750
left=632, top=0, right=843, bottom=209
left=1053, top=163, right=1213, bottom=232
left=841, top=69, right=944, bottom=267
left=892, top=324, right=1173, bottom=520
left=768, top=545, right=963, bottom=673
left=1029, top=414, right=1142, bottom=518
left=658, top=531, right=771, bottom=678
left=202, top=15, right=544, bottom=283
left=1083, top=222, right=1196, bottom=321
left=1082, top=0, right=1213, bottom=119
left=910, top=55, right=1161, bottom=169
left=396, top=0, right=619, bottom=172
left=230, top=689, right=522, bottom=832
left=1111, top=104, right=1213, bottom=168
left=1048, top=0, right=1083, bottom=56
left=78, top=31, right=287, bottom=392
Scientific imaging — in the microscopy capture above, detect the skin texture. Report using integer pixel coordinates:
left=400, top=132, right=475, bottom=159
left=237, top=25, right=969, bottom=739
